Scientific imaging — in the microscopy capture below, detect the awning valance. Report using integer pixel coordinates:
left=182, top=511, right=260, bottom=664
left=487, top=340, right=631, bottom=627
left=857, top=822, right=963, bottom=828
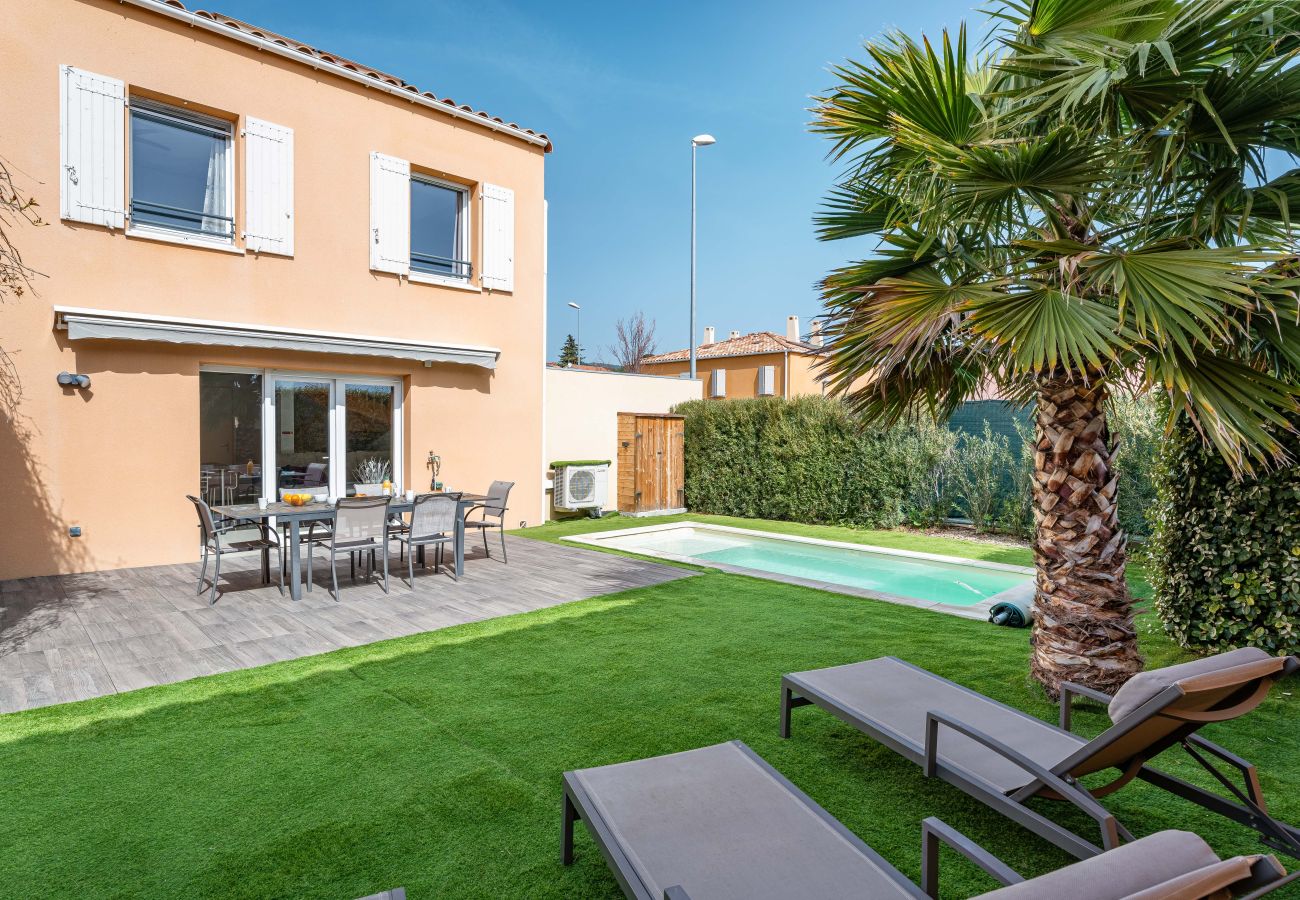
left=53, top=306, right=499, bottom=370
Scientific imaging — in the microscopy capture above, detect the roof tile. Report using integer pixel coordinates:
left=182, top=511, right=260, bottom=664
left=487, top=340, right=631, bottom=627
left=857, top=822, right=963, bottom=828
left=642, top=331, right=825, bottom=364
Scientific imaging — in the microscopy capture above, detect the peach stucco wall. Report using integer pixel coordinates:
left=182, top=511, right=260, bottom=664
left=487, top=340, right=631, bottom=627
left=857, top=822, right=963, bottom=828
left=640, top=352, right=826, bottom=400
left=0, top=0, right=548, bottom=579
left=543, top=367, right=701, bottom=518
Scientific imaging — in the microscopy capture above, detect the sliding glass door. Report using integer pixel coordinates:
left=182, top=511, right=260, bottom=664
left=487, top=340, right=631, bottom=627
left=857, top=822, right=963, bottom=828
left=259, top=372, right=403, bottom=500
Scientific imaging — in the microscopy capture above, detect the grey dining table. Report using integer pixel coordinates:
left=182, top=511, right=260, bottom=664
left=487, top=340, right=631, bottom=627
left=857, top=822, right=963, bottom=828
left=214, top=493, right=489, bottom=601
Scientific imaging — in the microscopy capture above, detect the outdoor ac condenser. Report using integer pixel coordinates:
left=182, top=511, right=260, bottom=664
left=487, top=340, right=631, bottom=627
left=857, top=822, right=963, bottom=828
left=554, top=463, right=609, bottom=514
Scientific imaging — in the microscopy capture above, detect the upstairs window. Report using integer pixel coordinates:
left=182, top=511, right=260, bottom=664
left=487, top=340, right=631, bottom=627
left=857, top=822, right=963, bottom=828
left=410, top=176, right=470, bottom=280
left=129, top=99, right=234, bottom=241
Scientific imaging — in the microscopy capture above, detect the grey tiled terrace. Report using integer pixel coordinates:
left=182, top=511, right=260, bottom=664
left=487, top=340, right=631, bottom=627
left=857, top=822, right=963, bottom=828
left=0, top=536, right=690, bottom=714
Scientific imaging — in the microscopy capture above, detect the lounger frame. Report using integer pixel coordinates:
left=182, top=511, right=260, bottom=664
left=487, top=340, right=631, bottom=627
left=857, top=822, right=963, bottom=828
left=781, top=656, right=1300, bottom=861
left=561, top=740, right=922, bottom=900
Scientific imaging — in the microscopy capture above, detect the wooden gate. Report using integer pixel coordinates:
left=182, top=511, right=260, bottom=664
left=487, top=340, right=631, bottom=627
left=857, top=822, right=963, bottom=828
left=617, top=413, right=685, bottom=514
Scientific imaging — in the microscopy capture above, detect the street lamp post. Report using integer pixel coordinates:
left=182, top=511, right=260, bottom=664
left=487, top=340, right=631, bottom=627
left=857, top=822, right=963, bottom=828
left=567, top=301, right=582, bottom=366
left=690, top=134, right=716, bottom=380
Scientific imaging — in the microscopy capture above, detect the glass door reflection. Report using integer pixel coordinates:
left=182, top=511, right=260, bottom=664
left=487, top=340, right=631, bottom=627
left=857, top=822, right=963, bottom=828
left=272, top=378, right=333, bottom=499
left=344, top=383, right=396, bottom=496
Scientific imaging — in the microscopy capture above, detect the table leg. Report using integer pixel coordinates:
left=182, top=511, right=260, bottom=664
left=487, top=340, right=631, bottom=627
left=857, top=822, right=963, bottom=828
left=455, top=502, right=465, bottom=578
left=288, top=518, right=303, bottom=602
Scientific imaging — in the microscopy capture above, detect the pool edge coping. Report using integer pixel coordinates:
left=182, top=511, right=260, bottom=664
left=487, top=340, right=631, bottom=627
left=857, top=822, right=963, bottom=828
left=561, top=521, right=1035, bottom=622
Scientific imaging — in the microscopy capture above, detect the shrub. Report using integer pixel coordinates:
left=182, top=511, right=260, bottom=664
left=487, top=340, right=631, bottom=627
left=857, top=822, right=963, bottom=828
left=1107, top=392, right=1163, bottom=538
left=1000, top=418, right=1036, bottom=538
left=1149, top=419, right=1300, bottom=655
left=678, top=396, right=950, bottom=529
left=949, top=422, right=1013, bottom=532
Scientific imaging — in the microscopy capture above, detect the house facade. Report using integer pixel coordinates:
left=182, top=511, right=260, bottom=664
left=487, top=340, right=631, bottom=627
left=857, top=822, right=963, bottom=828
left=640, top=317, right=827, bottom=400
left=0, top=0, right=550, bottom=580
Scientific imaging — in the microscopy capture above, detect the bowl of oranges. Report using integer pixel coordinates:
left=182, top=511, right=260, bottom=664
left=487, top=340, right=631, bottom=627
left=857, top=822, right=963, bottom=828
left=282, top=492, right=312, bottom=507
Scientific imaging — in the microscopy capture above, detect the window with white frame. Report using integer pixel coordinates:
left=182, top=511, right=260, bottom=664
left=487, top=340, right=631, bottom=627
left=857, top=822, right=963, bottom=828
left=410, top=176, right=470, bottom=280
left=129, top=99, right=234, bottom=241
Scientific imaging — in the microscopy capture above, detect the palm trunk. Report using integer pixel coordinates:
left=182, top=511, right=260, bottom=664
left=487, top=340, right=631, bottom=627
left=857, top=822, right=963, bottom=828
left=1029, top=376, right=1141, bottom=699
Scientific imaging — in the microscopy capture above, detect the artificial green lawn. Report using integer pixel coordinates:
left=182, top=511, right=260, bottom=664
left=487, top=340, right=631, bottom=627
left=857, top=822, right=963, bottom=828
left=0, top=515, right=1294, bottom=898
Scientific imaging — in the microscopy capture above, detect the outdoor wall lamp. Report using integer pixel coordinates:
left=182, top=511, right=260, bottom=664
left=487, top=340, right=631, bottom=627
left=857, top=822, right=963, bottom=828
left=57, top=371, right=91, bottom=389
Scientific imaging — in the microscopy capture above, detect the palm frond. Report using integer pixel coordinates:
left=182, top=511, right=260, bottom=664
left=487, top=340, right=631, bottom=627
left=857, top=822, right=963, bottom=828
left=964, top=286, right=1127, bottom=375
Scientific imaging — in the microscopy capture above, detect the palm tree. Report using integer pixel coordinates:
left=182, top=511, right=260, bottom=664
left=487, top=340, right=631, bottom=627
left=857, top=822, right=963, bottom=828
left=813, top=0, right=1300, bottom=697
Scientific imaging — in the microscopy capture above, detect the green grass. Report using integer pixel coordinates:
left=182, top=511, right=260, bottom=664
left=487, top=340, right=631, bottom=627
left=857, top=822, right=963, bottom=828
left=0, top=517, right=1293, bottom=898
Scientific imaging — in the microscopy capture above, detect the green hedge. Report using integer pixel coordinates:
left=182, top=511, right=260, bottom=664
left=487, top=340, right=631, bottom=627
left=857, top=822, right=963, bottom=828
left=678, top=396, right=966, bottom=529
left=1150, top=420, right=1300, bottom=654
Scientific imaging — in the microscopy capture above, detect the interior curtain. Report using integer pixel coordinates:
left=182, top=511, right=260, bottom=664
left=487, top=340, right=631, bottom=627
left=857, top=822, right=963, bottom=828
left=201, top=137, right=229, bottom=236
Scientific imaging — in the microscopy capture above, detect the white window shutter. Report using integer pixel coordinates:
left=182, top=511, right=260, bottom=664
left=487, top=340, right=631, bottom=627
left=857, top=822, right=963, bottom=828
left=369, top=152, right=410, bottom=275
left=758, top=365, right=775, bottom=396
left=711, top=369, right=727, bottom=398
left=244, top=117, right=294, bottom=255
left=60, top=65, right=125, bottom=228
left=481, top=182, right=515, bottom=291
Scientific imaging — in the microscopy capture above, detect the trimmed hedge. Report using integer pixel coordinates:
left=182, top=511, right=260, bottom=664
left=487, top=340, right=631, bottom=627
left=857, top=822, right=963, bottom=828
left=1150, top=420, right=1300, bottom=654
left=678, top=396, right=977, bottom=529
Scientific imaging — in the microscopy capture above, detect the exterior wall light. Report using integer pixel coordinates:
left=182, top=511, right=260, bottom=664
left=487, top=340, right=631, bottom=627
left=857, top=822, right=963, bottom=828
left=57, top=371, right=91, bottom=389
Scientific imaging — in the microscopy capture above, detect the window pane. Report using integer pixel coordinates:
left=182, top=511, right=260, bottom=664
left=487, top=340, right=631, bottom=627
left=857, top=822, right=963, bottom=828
left=345, top=384, right=395, bottom=495
left=199, top=372, right=262, bottom=505
left=131, top=109, right=231, bottom=237
left=274, top=381, right=331, bottom=497
left=410, top=179, right=465, bottom=277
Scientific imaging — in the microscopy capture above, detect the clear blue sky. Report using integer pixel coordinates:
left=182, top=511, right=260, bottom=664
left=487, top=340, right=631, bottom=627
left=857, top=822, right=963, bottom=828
left=208, top=0, right=978, bottom=361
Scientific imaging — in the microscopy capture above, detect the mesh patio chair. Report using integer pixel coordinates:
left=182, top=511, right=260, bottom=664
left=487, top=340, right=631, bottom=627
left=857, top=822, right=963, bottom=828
left=392, top=493, right=457, bottom=585
left=464, top=480, right=513, bottom=563
left=187, top=494, right=283, bottom=605
left=308, top=495, right=391, bottom=600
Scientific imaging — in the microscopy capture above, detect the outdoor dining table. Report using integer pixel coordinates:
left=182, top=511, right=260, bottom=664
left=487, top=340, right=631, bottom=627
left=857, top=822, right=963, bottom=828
left=213, top=493, right=490, bottom=602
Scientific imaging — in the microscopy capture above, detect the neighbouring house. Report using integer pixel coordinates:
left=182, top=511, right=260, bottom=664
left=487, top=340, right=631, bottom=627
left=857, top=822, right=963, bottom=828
left=543, top=366, right=700, bottom=518
left=639, top=316, right=828, bottom=399
left=0, top=0, right=551, bottom=580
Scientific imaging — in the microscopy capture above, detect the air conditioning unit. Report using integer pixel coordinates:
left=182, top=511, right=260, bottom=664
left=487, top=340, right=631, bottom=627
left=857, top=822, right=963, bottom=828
left=554, top=463, right=609, bottom=513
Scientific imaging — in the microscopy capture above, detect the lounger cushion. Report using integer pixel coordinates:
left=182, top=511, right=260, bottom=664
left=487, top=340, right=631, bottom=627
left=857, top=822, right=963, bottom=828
left=1108, top=648, right=1279, bottom=724
left=979, top=830, right=1222, bottom=899
left=1126, top=855, right=1261, bottom=900
left=567, top=741, right=922, bottom=900
left=787, top=658, right=1086, bottom=794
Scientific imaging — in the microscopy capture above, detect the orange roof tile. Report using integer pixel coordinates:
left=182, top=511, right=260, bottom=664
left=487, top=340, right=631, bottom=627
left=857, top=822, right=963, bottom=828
left=146, top=0, right=551, bottom=151
left=641, top=331, right=825, bottom=364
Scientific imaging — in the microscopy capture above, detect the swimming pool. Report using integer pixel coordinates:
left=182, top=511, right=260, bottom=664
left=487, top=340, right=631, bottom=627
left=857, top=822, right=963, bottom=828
left=562, top=522, right=1034, bottom=619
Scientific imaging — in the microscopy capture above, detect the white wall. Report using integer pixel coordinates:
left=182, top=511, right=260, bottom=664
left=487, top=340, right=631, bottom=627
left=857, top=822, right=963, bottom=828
left=544, top=367, right=702, bottom=517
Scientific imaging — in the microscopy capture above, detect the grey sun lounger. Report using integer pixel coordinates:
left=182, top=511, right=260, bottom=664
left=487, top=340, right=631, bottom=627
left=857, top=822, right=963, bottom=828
left=780, top=649, right=1300, bottom=861
left=560, top=740, right=1293, bottom=899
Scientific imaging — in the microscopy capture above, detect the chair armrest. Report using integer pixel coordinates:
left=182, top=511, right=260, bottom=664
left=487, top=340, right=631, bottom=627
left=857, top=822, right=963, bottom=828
left=1239, top=867, right=1300, bottom=900
left=920, top=817, right=1023, bottom=899
left=924, top=710, right=1122, bottom=849
left=1059, top=681, right=1113, bottom=732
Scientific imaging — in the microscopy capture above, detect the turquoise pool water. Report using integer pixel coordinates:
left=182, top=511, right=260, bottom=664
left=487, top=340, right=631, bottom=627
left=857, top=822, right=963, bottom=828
left=593, top=527, right=1029, bottom=606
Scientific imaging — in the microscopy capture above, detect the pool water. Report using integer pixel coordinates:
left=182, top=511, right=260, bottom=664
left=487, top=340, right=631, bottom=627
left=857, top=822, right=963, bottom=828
left=592, top=527, right=1029, bottom=607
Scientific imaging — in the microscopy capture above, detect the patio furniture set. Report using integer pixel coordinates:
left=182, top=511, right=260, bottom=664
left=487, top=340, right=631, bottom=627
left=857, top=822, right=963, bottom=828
left=187, top=481, right=514, bottom=604
left=562, top=648, right=1300, bottom=899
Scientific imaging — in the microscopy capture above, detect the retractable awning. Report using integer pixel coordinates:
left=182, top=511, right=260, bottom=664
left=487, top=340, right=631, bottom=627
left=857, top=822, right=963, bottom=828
left=53, top=306, right=499, bottom=370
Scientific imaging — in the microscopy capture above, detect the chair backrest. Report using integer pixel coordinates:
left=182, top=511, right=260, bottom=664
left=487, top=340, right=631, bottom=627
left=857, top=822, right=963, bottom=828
left=333, top=496, right=389, bottom=544
left=187, top=494, right=217, bottom=543
left=483, top=480, right=514, bottom=519
left=1059, top=650, right=1295, bottom=781
left=410, top=493, right=457, bottom=538
left=304, top=462, right=327, bottom=486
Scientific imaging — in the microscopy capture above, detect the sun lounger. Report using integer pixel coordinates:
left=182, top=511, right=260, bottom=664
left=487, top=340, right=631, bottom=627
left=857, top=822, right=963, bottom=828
left=560, top=740, right=1292, bottom=899
left=780, top=649, right=1299, bottom=860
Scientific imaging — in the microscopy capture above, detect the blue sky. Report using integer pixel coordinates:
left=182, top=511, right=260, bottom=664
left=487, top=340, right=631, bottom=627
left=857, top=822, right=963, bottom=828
left=210, top=0, right=977, bottom=361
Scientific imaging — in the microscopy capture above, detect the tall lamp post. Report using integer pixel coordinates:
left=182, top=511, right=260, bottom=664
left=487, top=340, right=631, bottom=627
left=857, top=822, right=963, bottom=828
left=567, top=301, right=582, bottom=365
left=689, top=134, right=716, bottom=380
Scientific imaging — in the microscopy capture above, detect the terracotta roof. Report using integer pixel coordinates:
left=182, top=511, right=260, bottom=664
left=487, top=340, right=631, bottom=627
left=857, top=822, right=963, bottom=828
left=144, top=0, right=551, bottom=151
left=641, top=331, right=825, bottom=364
